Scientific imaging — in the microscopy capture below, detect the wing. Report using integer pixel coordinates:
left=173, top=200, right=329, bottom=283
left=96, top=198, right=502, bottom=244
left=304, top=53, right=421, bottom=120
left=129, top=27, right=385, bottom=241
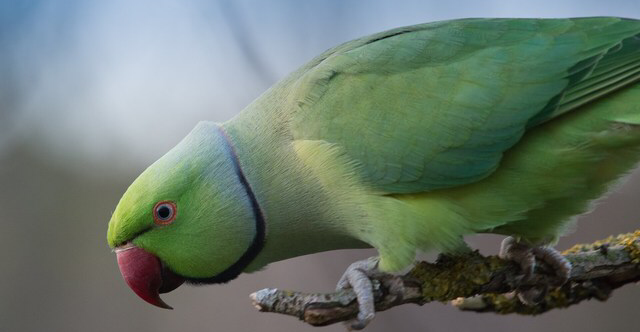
left=289, top=18, right=640, bottom=193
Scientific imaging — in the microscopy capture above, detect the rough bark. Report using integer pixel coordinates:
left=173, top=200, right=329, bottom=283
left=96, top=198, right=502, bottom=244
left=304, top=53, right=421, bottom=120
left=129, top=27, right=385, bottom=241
left=250, top=230, right=640, bottom=327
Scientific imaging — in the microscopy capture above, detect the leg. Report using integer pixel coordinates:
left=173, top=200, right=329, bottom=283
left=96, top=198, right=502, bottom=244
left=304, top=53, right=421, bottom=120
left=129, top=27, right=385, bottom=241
left=336, top=257, right=404, bottom=330
left=499, top=237, right=571, bottom=304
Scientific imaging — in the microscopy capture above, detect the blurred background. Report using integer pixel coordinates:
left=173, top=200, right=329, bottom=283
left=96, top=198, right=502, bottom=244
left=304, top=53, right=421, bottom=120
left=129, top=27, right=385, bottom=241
left=1, top=0, right=639, bottom=331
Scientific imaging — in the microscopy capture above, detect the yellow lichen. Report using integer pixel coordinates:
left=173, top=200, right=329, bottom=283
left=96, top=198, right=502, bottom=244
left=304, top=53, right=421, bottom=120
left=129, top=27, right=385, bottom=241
left=563, top=229, right=640, bottom=260
left=621, top=230, right=640, bottom=264
left=418, top=230, right=639, bottom=314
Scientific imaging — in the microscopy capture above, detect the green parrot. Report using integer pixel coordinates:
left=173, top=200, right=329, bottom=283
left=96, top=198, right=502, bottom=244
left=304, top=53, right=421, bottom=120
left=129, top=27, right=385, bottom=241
left=108, top=17, right=640, bottom=329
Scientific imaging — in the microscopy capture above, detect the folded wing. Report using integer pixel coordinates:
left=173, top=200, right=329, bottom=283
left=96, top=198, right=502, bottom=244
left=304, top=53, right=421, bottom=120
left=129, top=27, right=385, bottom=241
left=289, top=18, right=640, bottom=193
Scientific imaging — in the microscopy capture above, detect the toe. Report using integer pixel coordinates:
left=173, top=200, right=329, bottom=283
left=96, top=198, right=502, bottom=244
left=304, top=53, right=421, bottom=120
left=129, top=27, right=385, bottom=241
left=346, top=312, right=375, bottom=331
left=517, top=286, right=548, bottom=305
left=499, top=237, right=571, bottom=306
left=500, top=237, right=536, bottom=281
left=382, top=276, right=405, bottom=302
left=532, top=246, right=572, bottom=285
left=337, top=258, right=382, bottom=330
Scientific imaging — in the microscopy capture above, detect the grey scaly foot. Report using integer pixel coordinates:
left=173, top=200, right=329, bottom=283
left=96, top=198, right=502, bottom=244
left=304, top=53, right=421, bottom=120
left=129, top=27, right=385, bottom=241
left=532, top=246, right=572, bottom=285
left=499, top=237, right=571, bottom=305
left=336, top=257, right=404, bottom=330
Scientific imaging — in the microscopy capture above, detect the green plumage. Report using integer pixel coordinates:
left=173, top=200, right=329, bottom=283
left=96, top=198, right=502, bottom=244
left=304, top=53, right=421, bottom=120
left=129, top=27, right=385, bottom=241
left=291, top=18, right=640, bottom=193
left=108, top=17, right=640, bottom=278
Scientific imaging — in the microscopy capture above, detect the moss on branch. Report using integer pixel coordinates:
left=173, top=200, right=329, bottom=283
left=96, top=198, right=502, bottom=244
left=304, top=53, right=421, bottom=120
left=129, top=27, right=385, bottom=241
left=250, top=230, right=640, bottom=327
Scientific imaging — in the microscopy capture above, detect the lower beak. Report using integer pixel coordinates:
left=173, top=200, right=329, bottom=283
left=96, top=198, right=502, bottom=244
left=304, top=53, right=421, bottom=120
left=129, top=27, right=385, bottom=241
left=115, top=243, right=185, bottom=309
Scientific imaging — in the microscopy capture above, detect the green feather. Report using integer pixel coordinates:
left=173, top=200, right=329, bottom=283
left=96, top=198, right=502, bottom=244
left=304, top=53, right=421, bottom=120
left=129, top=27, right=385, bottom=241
left=289, top=18, right=640, bottom=194
left=110, top=17, right=640, bottom=278
left=231, top=17, right=640, bottom=271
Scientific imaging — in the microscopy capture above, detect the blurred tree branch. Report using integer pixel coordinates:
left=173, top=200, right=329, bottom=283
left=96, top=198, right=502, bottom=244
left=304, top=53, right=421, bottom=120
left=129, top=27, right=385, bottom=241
left=250, top=230, right=640, bottom=327
left=218, top=0, right=277, bottom=86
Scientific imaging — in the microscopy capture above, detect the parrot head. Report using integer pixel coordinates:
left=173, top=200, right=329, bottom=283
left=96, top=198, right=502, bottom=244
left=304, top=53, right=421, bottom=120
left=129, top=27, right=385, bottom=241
left=107, top=121, right=265, bottom=309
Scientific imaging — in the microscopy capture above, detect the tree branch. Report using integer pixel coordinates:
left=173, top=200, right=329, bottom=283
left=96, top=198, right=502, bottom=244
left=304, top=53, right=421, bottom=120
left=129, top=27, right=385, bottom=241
left=250, top=230, right=640, bottom=327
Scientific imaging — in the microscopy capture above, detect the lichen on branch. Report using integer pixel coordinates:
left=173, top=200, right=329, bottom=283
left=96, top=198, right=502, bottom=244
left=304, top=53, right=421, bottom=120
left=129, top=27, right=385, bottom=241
left=250, top=230, right=640, bottom=327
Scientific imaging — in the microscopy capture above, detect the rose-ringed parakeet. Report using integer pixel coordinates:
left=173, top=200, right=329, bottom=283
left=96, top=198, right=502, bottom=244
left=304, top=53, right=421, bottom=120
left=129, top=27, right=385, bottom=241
left=108, top=17, right=640, bottom=329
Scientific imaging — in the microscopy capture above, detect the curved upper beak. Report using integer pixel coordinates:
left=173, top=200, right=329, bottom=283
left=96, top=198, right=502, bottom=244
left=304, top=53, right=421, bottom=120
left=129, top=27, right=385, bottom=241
left=115, top=243, right=185, bottom=309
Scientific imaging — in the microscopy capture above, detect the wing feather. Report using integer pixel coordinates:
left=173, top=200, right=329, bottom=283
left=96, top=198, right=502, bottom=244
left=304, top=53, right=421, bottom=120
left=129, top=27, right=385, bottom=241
left=289, top=18, right=640, bottom=193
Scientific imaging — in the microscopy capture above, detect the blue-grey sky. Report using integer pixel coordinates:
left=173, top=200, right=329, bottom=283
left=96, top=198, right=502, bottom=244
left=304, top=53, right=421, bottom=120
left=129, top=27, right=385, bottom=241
left=1, top=0, right=639, bottom=172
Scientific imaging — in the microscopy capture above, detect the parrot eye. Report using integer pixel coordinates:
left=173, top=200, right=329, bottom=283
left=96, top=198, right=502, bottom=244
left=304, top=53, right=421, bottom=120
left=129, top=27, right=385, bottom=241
left=153, top=201, right=177, bottom=225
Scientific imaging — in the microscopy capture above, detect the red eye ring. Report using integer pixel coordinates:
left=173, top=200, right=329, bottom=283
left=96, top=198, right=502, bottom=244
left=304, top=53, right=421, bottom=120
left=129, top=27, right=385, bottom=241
left=153, top=201, right=177, bottom=225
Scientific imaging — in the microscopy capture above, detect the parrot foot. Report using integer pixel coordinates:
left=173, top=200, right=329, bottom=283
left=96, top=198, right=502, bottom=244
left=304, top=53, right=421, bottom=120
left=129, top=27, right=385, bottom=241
left=336, top=257, right=404, bottom=330
left=499, top=237, right=571, bottom=305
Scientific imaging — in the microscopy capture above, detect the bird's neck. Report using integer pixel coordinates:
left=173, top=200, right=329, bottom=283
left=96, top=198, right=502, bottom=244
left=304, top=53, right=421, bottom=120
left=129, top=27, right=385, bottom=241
left=222, top=114, right=369, bottom=273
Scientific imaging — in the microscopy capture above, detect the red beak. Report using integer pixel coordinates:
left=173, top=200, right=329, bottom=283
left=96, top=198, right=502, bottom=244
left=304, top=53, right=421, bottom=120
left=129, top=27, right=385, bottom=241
left=115, top=244, right=185, bottom=309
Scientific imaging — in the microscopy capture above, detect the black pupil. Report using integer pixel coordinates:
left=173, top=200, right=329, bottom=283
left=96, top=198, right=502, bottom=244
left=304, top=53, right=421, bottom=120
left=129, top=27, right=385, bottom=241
left=157, top=205, right=172, bottom=219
